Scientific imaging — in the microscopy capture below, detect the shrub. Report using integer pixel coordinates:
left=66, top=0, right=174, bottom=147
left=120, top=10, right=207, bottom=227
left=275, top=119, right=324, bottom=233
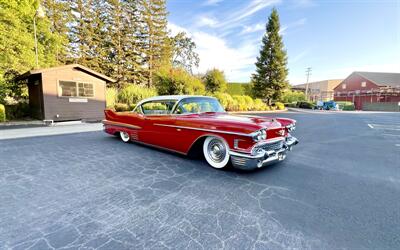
left=296, top=101, right=315, bottom=109
left=106, top=88, right=118, bottom=108
left=154, top=67, right=205, bottom=95
left=281, top=90, right=306, bottom=103
left=213, top=92, right=236, bottom=111
left=117, top=84, right=157, bottom=106
left=203, top=69, right=227, bottom=93
left=284, top=102, right=297, bottom=108
left=274, top=102, right=285, bottom=110
left=114, top=103, right=129, bottom=112
left=213, top=93, right=271, bottom=111
left=5, top=102, right=30, bottom=120
left=0, top=104, right=5, bottom=122
left=336, top=101, right=355, bottom=111
left=233, top=95, right=248, bottom=111
left=253, top=99, right=269, bottom=111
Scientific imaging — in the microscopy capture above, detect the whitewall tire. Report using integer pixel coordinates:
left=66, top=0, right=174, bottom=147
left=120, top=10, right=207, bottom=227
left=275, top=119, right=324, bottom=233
left=120, top=131, right=130, bottom=143
left=203, top=136, right=230, bottom=169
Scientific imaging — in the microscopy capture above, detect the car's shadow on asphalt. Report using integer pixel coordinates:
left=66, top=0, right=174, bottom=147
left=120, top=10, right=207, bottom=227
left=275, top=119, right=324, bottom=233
left=106, top=134, right=284, bottom=176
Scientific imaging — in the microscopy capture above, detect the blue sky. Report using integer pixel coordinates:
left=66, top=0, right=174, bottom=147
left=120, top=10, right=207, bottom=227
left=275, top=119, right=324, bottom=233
left=167, top=0, right=400, bottom=85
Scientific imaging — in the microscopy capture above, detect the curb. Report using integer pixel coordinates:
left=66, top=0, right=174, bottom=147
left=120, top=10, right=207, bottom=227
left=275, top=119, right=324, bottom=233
left=229, top=109, right=288, bottom=114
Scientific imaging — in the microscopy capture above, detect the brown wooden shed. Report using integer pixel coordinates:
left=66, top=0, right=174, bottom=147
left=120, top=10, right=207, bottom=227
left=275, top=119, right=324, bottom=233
left=17, top=64, right=115, bottom=121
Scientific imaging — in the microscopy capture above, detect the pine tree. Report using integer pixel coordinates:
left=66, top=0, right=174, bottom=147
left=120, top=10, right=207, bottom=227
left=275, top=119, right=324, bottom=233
left=252, top=8, right=288, bottom=104
left=70, top=0, right=92, bottom=65
left=41, top=0, right=72, bottom=64
left=141, top=0, right=169, bottom=87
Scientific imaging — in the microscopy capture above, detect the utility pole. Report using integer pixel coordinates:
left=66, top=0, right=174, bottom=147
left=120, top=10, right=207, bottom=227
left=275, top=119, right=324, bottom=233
left=305, top=67, right=312, bottom=100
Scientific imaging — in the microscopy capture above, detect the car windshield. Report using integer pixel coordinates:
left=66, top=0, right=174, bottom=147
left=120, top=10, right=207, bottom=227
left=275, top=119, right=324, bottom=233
left=174, top=97, right=225, bottom=114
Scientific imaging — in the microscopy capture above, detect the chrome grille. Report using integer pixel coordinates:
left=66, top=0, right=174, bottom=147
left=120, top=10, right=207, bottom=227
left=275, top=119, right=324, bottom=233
left=255, top=140, right=284, bottom=152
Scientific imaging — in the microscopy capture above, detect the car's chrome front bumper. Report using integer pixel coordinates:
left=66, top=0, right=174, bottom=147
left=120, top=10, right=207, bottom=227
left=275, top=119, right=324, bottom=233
left=229, top=136, right=299, bottom=170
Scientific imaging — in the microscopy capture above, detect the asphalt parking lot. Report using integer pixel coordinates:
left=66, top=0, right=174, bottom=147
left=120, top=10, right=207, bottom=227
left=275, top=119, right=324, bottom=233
left=1, top=110, right=399, bottom=250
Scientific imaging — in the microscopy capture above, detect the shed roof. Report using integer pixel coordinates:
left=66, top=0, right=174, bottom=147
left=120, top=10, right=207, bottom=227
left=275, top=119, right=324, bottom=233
left=17, top=64, right=116, bottom=83
left=354, top=71, right=400, bottom=88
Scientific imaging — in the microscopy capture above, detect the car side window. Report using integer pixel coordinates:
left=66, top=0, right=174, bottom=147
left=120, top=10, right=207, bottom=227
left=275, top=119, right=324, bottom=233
left=141, top=100, right=176, bottom=115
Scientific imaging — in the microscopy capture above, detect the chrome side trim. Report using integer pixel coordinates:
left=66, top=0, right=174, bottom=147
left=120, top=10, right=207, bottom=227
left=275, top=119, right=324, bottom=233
left=153, top=123, right=254, bottom=137
left=133, top=140, right=187, bottom=156
left=102, top=120, right=141, bottom=130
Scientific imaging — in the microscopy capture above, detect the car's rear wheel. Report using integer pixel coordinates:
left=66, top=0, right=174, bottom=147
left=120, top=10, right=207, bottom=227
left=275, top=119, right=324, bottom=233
left=120, top=131, right=130, bottom=143
left=203, top=136, right=230, bottom=169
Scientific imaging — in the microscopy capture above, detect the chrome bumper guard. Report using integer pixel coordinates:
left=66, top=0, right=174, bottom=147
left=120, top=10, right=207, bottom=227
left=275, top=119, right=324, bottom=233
left=230, top=136, right=299, bottom=170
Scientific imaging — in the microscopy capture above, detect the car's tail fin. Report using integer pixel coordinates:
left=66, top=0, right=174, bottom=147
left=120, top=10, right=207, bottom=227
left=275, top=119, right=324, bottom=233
left=104, top=109, right=117, bottom=121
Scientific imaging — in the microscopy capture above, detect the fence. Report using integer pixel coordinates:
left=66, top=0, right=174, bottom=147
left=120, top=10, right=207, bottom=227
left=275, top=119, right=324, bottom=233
left=362, top=102, right=400, bottom=112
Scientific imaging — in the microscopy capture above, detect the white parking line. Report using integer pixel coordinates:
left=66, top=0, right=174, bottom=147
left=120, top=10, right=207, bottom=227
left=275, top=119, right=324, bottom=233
left=383, top=134, right=400, bottom=137
left=367, top=123, right=400, bottom=131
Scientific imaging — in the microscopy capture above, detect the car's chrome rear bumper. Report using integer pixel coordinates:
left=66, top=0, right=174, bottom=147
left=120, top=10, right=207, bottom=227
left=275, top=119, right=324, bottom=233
left=229, top=136, right=299, bottom=170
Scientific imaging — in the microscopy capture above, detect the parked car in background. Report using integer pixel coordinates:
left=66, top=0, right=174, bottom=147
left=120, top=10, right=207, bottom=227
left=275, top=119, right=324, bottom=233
left=316, top=100, right=339, bottom=110
left=103, top=95, right=298, bottom=170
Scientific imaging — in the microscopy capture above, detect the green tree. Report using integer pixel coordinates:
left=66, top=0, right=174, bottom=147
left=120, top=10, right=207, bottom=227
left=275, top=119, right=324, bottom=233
left=169, top=31, right=199, bottom=74
left=0, top=0, right=65, bottom=103
left=141, top=0, right=169, bottom=87
left=251, top=8, right=288, bottom=104
left=154, top=67, right=205, bottom=95
left=203, top=68, right=227, bottom=93
left=42, top=0, right=72, bottom=64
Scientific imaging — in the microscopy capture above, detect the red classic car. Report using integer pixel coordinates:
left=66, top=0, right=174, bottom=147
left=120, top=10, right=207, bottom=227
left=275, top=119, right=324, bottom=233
left=103, top=95, right=298, bottom=170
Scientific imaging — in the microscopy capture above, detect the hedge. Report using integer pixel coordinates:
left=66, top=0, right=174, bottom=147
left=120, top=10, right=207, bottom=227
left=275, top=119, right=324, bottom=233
left=213, top=92, right=272, bottom=111
left=0, top=104, right=5, bottom=122
left=336, top=101, right=355, bottom=111
left=117, top=85, right=157, bottom=106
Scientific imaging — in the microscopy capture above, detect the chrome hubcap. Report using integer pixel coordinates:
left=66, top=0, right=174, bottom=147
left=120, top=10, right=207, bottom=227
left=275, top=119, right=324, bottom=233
left=207, top=139, right=226, bottom=163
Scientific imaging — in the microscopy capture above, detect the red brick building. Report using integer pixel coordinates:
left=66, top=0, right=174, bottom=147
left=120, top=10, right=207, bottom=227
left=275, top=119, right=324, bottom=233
left=334, top=72, right=400, bottom=110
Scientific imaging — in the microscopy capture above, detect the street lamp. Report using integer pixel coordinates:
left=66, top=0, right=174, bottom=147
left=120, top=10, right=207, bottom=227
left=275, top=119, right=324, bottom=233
left=33, top=4, right=45, bottom=68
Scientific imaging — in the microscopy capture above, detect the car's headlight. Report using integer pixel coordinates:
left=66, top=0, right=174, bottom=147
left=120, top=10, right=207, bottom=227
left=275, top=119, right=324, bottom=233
left=261, top=129, right=267, bottom=140
left=253, top=129, right=267, bottom=142
left=286, top=123, right=296, bottom=132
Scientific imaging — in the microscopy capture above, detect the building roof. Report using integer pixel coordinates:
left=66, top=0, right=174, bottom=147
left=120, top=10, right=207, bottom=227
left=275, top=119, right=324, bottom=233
left=354, top=71, right=400, bottom=88
left=291, top=79, right=343, bottom=91
left=17, top=64, right=116, bottom=83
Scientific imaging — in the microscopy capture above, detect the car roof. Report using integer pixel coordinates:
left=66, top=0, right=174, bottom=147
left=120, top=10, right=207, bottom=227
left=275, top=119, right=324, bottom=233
left=136, top=95, right=216, bottom=106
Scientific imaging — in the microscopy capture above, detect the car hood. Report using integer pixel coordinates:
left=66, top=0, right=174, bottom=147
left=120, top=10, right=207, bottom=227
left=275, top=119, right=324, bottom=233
left=175, top=112, right=282, bottom=135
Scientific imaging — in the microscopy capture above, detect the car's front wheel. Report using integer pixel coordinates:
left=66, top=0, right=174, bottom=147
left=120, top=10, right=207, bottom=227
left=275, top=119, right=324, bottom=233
left=203, top=136, right=230, bottom=169
left=120, top=131, right=130, bottom=143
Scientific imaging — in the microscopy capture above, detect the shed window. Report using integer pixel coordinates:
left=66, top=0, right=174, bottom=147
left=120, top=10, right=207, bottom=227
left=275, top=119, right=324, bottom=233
left=59, top=81, right=77, bottom=97
left=342, top=84, right=346, bottom=89
left=78, top=83, right=94, bottom=97
left=361, top=81, right=366, bottom=87
left=59, top=81, right=94, bottom=97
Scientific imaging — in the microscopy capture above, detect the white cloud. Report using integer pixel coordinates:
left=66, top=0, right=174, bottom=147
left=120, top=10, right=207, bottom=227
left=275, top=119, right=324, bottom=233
left=203, top=0, right=223, bottom=6
left=289, top=50, right=309, bottom=64
left=196, top=15, right=219, bottom=28
left=192, top=31, right=258, bottom=81
left=214, top=0, right=281, bottom=29
left=241, top=23, right=265, bottom=34
left=168, top=23, right=189, bottom=36
left=280, top=18, right=306, bottom=35
left=229, top=0, right=281, bottom=24
left=169, top=23, right=259, bottom=82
